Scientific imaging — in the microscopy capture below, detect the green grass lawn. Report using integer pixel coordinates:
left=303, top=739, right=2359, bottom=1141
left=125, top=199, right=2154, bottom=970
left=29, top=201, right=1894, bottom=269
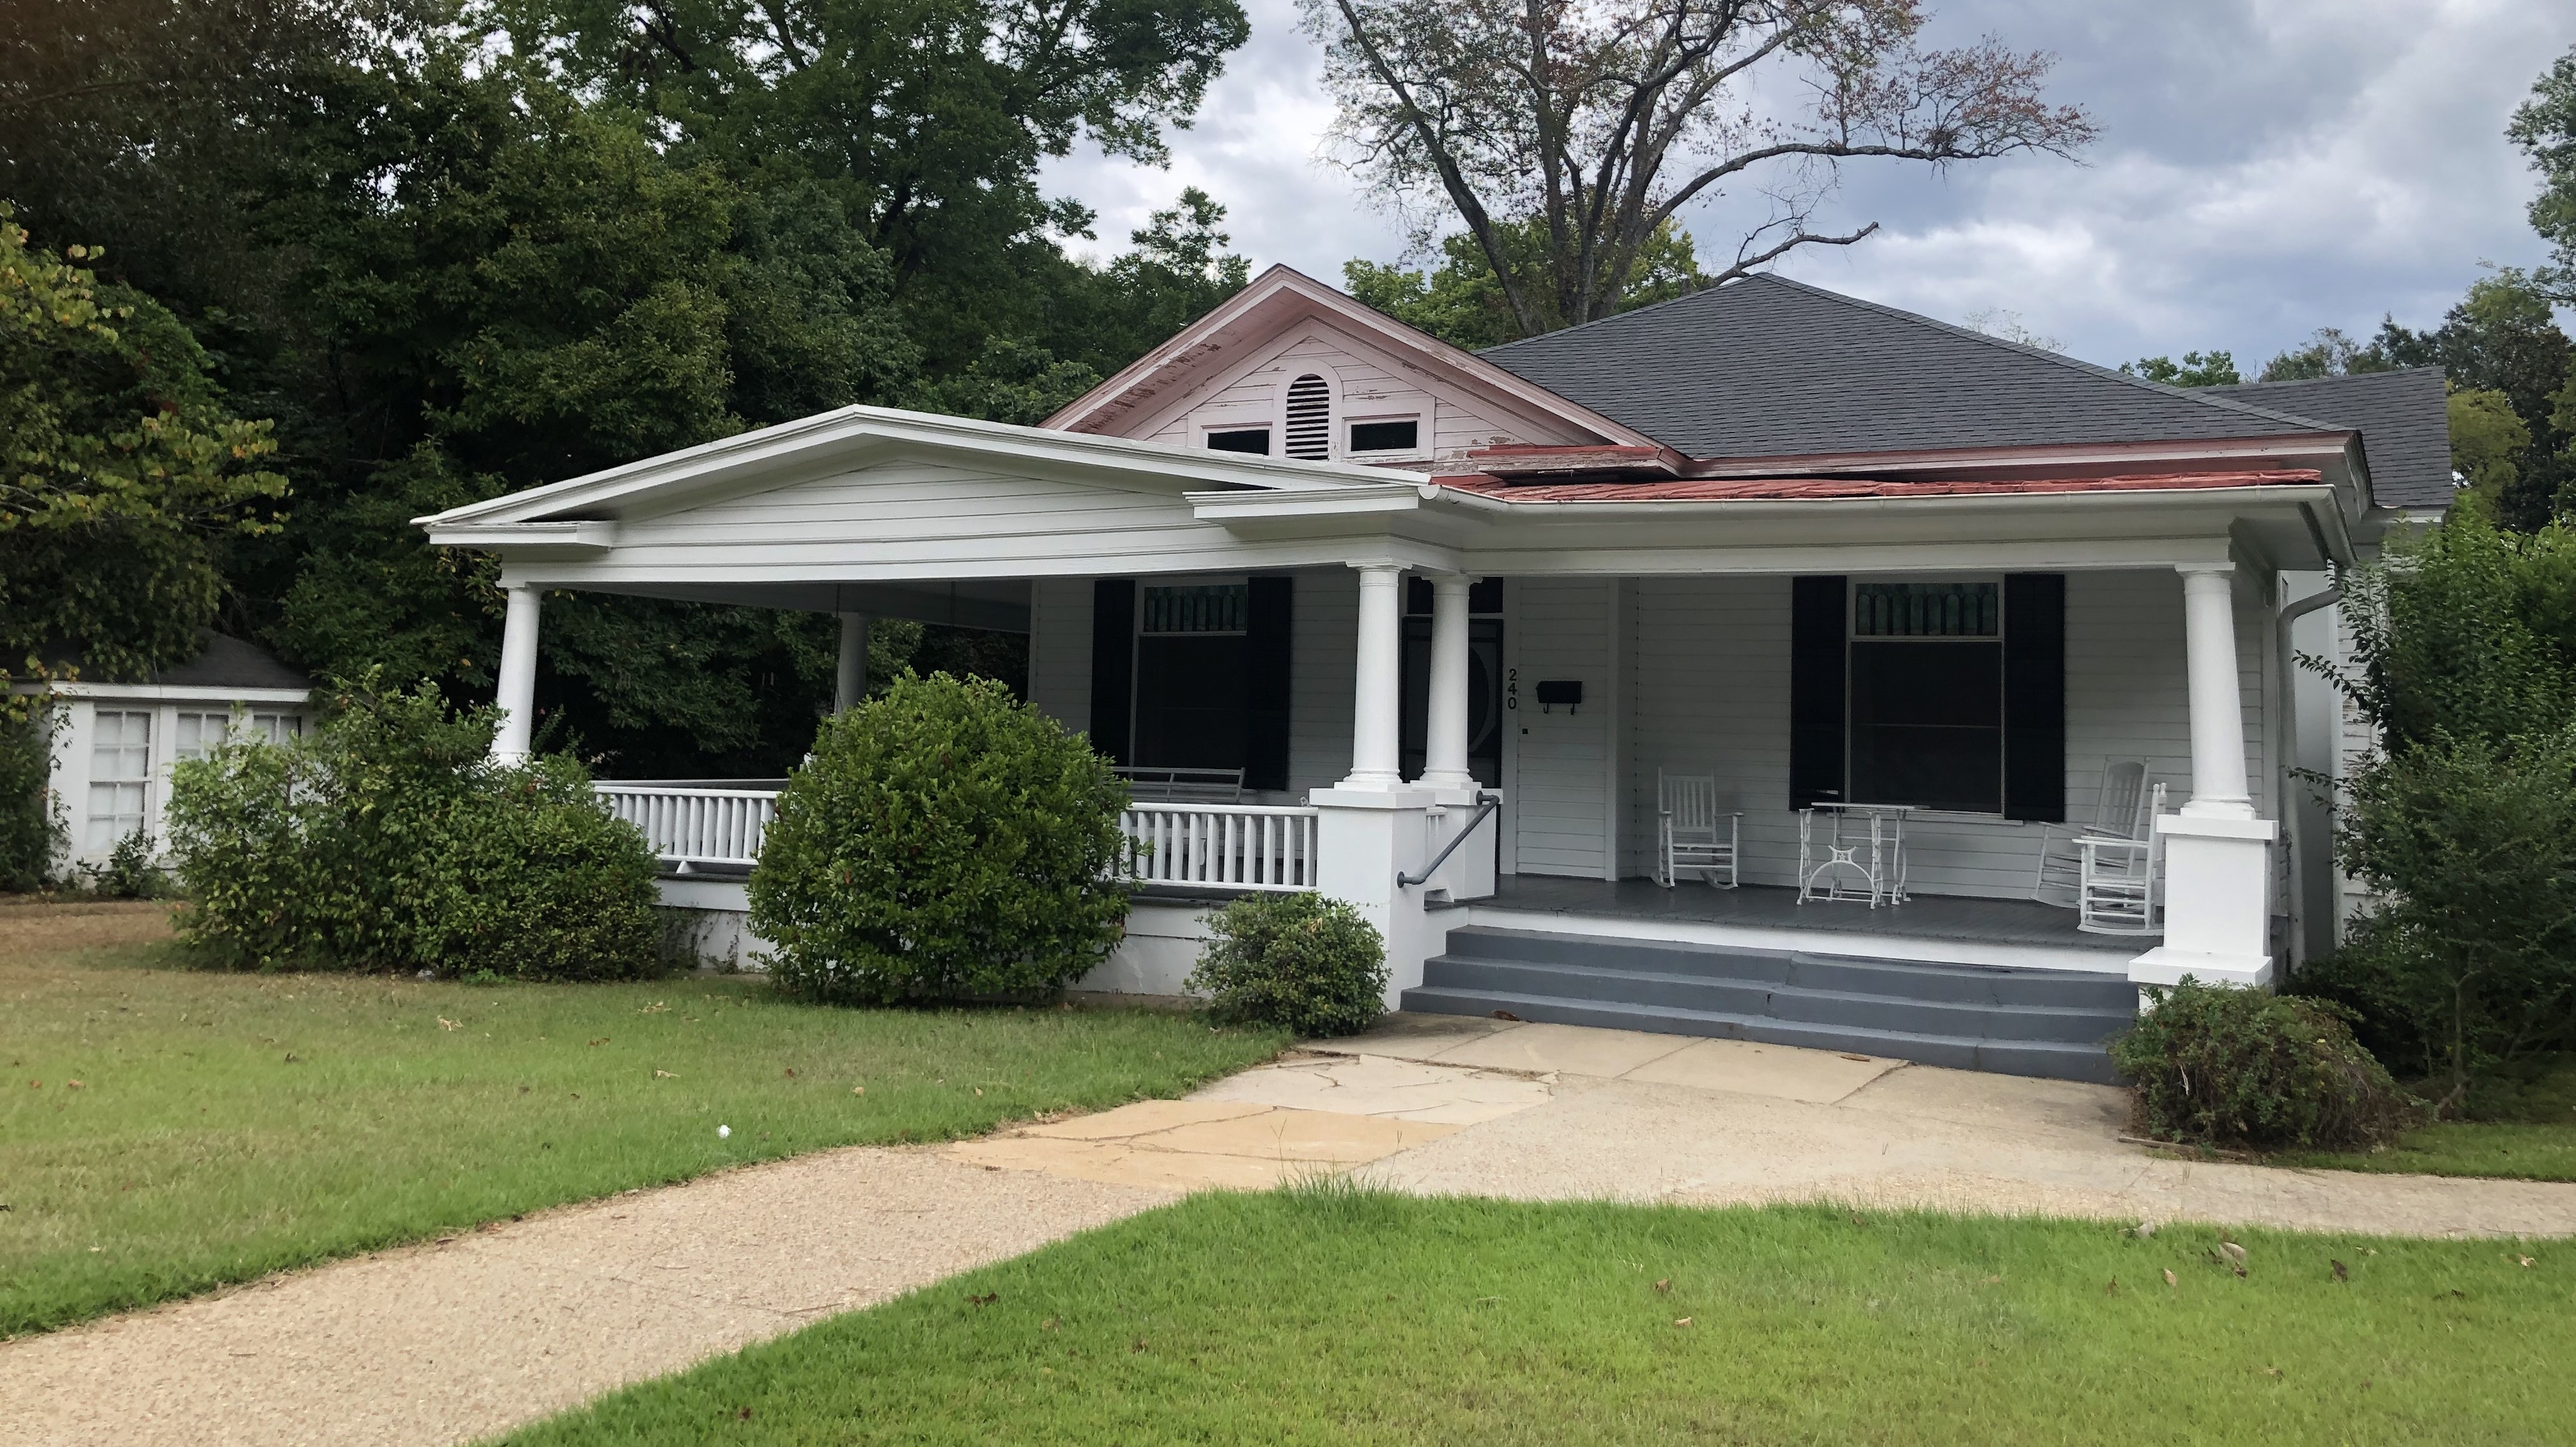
left=2281, top=1054, right=2576, bottom=1183
left=0, top=902, right=1285, bottom=1338
left=503, top=1188, right=2576, bottom=1446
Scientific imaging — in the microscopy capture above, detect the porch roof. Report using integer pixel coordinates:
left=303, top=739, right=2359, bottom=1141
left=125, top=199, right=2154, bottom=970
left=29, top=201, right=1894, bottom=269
left=1433, top=468, right=2325, bottom=505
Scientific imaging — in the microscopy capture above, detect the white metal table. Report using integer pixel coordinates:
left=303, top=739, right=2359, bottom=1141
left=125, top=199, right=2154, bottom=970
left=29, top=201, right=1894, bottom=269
left=1797, top=802, right=1913, bottom=908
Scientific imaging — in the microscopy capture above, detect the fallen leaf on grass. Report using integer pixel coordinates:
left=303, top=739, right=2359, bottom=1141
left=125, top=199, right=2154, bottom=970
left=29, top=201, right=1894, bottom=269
left=2332, top=1260, right=2349, bottom=1282
left=654, top=1069, right=676, bottom=1079
left=640, top=1002, right=669, bottom=1014
left=65, top=1080, right=84, bottom=1089
left=974, top=1087, right=984, bottom=1098
left=1131, top=1338, right=1148, bottom=1354
left=437, top=1018, right=461, bottom=1031
left=2162, top=1269, right=2177, bottom=1288
left=1673, top=1317, right=1693, bottom=1328
left=2517, top=1255, right=2536, bottom=1268
left=2263, top=1367, right=2283, bottom=1380
left=1042, top=1318, right=1059, bottom=1331
left=2218, top=1241, right=2248, bottom=1276
left=967, top=1292, right=998, bottom=1308
left=853, top=1085, right=865, bottom=1096
left=2105, top=1278, right=2117, bottom=1296
left=1653, top=1278, right=1671, bottom=1296
left=783, top=1068, right=795, bottom=1078
left=588, top=1037, right=608, bottom=1047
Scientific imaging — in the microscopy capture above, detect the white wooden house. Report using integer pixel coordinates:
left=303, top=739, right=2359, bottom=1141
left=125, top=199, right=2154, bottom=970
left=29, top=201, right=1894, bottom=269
left=419, top=268, right=2450, bottom=1080
left=27, top=634, right=314, bottom=869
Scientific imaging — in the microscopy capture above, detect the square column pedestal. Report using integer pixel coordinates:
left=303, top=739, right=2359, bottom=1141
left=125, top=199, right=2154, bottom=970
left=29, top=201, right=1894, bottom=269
left=1310, top=786, right=1487, bottom=1010
left=2130, top=813, right=2280, bottom=990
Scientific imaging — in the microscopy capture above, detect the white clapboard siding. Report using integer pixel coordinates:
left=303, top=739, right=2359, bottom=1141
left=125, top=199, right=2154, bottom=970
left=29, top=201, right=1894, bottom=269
left=1510, top=577, right=1614, bottom=877
left=1027, top=577, right=1092, bottom=734
left=1137, top=325, right=1583, bottom=466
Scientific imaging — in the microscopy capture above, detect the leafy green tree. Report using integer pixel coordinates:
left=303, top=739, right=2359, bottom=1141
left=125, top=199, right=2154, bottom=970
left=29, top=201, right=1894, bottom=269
left=0, top=209, right=288, bottom=682
left=2257, top=326, right=2404, bottom=381
left=485, top=0, right=1250, bottom=369
left=2304, top=505, right=2576, bottom=1103
left=2451, top=388, right=2531, bottom=496
left=1346, top=218, right=1707, bottom=350
left=2120, top=350, right=2241, bottom=387
left=2509, top=43, right=2576, bottom=303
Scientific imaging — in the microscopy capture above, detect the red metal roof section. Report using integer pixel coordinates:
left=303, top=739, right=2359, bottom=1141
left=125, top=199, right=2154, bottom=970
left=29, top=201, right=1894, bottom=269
left=1434, top=468, right=2324, bottom=503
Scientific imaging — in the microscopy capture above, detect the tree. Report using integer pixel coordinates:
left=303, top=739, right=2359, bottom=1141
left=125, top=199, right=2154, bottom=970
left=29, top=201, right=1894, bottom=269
left=2258, top=326, right=2403, bottom=381
left=1346, top=217, right=1706, bottom=349
left=1300, top=0, right=2094, bottom=338
left=2450, top=388, right=2530, bottom=496
left=2402, top=274, right=2573, bottom=530
left=486, top=0, right=1250, bottom=369
left=0, top=208, right=287, bottom=683
left=2509, top=43, right=2576, bottom=303
left=2120, top=351, right=2240, bottom=387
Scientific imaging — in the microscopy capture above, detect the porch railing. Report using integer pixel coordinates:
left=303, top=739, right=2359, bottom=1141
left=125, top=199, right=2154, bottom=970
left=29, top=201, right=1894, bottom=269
left=595, top=783, right=781, bottom=872
left=597, top=782, right=1322, bottom=892
left=1119, top=802, right=1321, bottom=892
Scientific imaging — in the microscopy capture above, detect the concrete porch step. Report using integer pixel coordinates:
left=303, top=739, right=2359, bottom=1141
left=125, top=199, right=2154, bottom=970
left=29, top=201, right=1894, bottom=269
left=1399, top=924, right=2136, bottom=1084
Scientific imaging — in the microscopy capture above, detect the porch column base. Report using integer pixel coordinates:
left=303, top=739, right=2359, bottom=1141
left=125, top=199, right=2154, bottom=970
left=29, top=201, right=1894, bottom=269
left=2133, top=813, right=2278, bottom=991
left=1308, top=785, right=1446, bottom=1009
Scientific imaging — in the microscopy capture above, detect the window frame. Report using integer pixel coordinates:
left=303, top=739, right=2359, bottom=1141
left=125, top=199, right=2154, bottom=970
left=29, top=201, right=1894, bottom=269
left=1344, top=413, right=1427, bottom=459
left=1843, top=576, right=2011, bottom=818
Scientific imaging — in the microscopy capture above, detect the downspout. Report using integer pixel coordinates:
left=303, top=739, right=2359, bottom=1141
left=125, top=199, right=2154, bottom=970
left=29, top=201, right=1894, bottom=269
left=2276, top=584, right=2342, bottom=968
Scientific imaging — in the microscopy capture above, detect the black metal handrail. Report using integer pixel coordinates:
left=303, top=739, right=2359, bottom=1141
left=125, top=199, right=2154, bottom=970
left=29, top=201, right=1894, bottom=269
left=1398, top=792, right=1501, bottom=888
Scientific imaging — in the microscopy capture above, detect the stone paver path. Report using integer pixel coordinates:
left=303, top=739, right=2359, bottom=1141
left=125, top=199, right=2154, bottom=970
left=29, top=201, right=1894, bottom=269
left=13, top=1014, right=2576, bottom=1447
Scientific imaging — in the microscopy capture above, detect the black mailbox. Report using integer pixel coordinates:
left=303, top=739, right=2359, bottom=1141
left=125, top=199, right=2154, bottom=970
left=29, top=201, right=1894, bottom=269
left=1535, top=679, right=1583, bottom=714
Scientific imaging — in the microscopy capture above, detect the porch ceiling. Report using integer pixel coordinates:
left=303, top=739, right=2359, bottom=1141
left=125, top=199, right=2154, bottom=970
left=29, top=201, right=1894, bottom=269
left=533, top=579, right=1033, bottom=632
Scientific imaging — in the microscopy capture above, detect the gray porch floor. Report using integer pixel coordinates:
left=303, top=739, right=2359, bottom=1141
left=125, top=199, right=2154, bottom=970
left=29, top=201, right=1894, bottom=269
left=1445, top=876, right=2136, bottom=954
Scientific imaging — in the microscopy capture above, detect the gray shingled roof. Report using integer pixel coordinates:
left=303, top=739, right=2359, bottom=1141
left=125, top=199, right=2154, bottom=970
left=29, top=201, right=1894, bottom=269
left=2206, top=369, right=2455, bottom=510
left=1479, top=273, right=2345, bottom=459
left=46, top=632, right=312, bottom=690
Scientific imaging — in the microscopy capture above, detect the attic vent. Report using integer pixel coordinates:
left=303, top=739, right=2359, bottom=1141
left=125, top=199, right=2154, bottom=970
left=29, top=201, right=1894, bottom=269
left=1284, top=374, right=1330, bottom=459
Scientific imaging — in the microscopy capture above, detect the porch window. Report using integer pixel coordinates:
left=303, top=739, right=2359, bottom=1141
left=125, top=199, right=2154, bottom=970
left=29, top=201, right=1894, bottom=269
left=88, top=710, right=151, bottom=852
left=1846, top=582, right=2003, bottom=813
left=1206, top=427, right=1270, bottom=455
left=1131, top=583, right=1250, bottom=770
left=1348, top=418, right=1419, bottom=454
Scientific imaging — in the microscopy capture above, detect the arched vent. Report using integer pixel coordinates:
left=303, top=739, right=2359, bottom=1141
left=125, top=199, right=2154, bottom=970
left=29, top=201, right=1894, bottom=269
left=1284, top=374, right=1331, bottom=459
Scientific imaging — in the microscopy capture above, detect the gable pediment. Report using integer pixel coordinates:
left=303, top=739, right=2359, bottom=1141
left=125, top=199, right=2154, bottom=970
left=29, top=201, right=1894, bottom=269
left=1045, top=266, right=1653, bottom=469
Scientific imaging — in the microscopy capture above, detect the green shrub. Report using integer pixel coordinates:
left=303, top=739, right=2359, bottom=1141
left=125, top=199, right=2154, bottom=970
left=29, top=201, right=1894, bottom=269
left=2111, top=979, right=2424, bottom=1151
left=0, top=703, right=63, bottom=890
left=87, top=827, right=164, bottom=899
left=1187, top=891, right=1388, bottom=1037
left=2302, top=728, right=2576, bottom=1109
left=747, top=671, right=1130, bottom=1005
left=164, top=679, right=662, bottom=979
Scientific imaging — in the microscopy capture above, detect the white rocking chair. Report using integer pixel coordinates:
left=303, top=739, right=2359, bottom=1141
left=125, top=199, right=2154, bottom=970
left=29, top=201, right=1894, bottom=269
left=2034, top=758, right=2153, bottom=907
left=2077, top=783, right=2166, bottom=935
left=1656, top=772, right=1740, bottom=889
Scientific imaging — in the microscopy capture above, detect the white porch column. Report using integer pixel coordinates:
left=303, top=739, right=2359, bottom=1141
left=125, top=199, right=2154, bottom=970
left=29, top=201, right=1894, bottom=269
left=2179, top=563, right=2254, bottom=819
left=2135, top=561, right=2278, bottom=990
left=1419, top=572, right=1475, bottom=790
left=1342, top=563, right=1406, bottom=790
left=491, top=585, right=542, bottom=762
left=834, top=612, right=871, bottom=712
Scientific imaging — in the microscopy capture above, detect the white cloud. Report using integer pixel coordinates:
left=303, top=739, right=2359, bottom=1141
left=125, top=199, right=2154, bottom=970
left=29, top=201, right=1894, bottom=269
left=1039, top=0, right=2575, bottom=366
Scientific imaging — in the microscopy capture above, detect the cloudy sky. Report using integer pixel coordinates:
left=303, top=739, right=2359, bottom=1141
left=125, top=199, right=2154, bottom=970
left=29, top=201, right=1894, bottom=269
left=1038, top=0, right=2574, bottom=372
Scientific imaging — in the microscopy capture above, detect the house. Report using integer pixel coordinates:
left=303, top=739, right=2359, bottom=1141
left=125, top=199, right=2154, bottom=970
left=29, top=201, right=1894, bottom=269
left=25, top=633, right=314, bottom=869
left=418, top=267, right=2450, bottom=1080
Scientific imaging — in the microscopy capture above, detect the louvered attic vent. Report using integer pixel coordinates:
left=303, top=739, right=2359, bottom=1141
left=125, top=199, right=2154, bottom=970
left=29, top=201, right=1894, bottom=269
left=1284, top=374, right=1330, bottom=459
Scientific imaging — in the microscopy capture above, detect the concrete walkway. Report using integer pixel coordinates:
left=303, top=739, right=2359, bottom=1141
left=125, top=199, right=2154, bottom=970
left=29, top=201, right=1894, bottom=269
left=12, top=1015, right=2576, bottom=1446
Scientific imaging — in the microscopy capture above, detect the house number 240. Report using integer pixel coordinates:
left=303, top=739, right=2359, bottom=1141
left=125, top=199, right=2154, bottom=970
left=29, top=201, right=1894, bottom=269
left=1505, top=668, right=1519, bottom=710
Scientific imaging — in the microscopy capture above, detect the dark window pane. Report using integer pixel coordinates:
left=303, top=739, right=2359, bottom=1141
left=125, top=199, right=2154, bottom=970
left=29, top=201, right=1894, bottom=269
left=1207, top=428, right=1270, bottom=455
left=1349, top=419, right=1418, bottom=452
left=1848, top=640, right=2002, bottom=811
left=1133, top=635, right=1248, bottom=769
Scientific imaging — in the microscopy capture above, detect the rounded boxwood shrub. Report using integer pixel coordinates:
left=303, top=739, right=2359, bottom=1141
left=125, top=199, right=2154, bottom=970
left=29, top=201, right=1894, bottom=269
left=2110, top=979, right=2425, bottom=1151
left=747, top=671, right=1130, bottom=1004
left=1187, top=891, right=1388, bottom=1037
left=164, top=678, right=662, bottom=979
